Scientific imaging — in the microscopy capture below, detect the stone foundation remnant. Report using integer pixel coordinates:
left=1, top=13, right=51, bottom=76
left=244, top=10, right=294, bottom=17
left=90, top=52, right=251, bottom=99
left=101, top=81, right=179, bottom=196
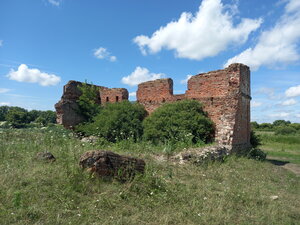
left=55, top=63, right=251, bottom=151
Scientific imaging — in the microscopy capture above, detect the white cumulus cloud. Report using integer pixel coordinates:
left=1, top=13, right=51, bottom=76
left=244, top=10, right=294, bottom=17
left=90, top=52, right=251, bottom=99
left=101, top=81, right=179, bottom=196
left=0, top=102, right=10, bottom=106
left=133, top=0, right=261, bottom=60
left=122, top=67, right=165, bottom=86
left=0, top=88, right=11, bottom=94
left=251, top=101, right=263, bottom=108
left=48, top=0, right=61, bottom=6
left=180, top=75, right=193, bottom=84
left=129, top=92, right=136, bottom=97
left=6, top=64, right=61, bottom=86
left=256, top=87, right=275, bottom=99
left=225, top=0, right=300, bottom=70
left=269, top=112, right=290, bottom=118
left=285, top=84, right=300, bottom=97
left=281, top=98, right=297, bottom=106
left=94, top=47, right=117, bottom=62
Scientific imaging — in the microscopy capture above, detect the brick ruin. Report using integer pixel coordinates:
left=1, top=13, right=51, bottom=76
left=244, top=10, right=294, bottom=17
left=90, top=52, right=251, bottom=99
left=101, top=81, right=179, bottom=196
left=55, top=63, right=251, bottom=151
left=55, top=81, right=128, bottom=128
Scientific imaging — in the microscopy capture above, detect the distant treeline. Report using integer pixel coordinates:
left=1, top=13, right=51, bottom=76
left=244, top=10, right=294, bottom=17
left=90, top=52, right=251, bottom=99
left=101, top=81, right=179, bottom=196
left=251, top=120, right=300, bottom=135
left=0, top=106, right=56, bottom=128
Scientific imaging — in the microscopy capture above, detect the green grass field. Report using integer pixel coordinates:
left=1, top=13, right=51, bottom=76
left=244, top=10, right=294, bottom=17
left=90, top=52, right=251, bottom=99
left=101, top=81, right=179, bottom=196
left=258, top=131, right=300, bottom=165
left=0, top=127, right=300, bottom=225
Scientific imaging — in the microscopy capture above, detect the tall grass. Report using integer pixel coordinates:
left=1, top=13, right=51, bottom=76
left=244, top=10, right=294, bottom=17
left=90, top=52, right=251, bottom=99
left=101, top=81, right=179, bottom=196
left=257, top=131, right=300, bottom=164
left=0, top=127, right=299, bottom=224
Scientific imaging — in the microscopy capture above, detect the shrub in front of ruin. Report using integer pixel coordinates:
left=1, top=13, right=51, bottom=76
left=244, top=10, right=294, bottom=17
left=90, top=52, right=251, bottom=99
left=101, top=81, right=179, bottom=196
left=143, top=100, right=214, bottom=145
left=76, top=101, right=147, bottom=142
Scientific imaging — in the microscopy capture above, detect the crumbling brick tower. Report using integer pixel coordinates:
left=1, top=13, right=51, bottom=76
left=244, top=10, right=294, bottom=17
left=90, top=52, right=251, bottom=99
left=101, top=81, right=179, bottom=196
left=137, top=63, right=251, bottom=151
left=55, top=81, right=128, bottom=128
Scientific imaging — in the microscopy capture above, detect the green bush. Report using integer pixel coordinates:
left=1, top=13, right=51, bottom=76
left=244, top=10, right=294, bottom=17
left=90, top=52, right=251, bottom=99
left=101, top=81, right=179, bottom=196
left=76, top=101, right=147, bottom=142
left=275, top=126, right=297, bottom=135
left=248, top=148, right=266, bottom=161
left=289, top=123, right=300, bottom=131
left=250, top=130, right=261, bottom=148
left=34, top=110, right=57, bottom=126
left=143, top=100, right=214, bottom=144
left=250, top=121, right=259, bottom=130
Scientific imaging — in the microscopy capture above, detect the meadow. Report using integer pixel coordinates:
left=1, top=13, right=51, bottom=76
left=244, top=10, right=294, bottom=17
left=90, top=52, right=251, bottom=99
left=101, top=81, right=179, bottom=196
left=0, top=126, right=300, bottom=225
left=258, top=131, right=300, bottom=165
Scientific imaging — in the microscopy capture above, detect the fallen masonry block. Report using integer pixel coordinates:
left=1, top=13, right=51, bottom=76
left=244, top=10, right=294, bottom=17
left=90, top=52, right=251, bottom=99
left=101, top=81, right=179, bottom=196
left=79, top=150, right=145, bottom=181
left=174, top=145, right=230, bottom=164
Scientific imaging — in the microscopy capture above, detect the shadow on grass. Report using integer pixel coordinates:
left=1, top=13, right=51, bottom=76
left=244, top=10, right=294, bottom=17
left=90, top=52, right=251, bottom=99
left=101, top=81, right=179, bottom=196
left=266, top=159, right=290, bottom=166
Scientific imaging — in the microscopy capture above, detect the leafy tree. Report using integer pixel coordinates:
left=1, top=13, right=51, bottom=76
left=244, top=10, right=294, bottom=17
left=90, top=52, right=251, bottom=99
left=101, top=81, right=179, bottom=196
left=275, top=126, right=297, bottom=135
left=5, top=107, right=29, bottom=128
left=28, top=110, right=42, bottom=122
left=273, top=120, right=291, bottom=127
left=35, top=110, right=56, bottom=126
left=259, top=123, right=273, bottom=130
left=250, top=121, right=259, bottom=130
left=77, top=82, right=101, bottom=122
left=0, top=106, right=10, bottom=121
left=76, top=101, right=147, bottom=142
left=143, top=100, right=214, bottom=144
left=290, top=123, right=300, bottom=131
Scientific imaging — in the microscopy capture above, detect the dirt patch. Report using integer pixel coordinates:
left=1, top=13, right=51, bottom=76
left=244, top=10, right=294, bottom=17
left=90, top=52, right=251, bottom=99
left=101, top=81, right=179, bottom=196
left=267, top=156, right=300, bottom=176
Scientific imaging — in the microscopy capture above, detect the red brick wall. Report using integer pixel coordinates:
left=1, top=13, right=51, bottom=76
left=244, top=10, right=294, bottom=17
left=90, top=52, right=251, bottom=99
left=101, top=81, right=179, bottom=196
left=100, top=88, right=129, bottom=104
left=137, top=63, right=251, bottom=150
left=56, top=64, right=251, bottom=150
left=136, top=78, right=175, bottom=113
left=55, top=81, right=129, bottom=128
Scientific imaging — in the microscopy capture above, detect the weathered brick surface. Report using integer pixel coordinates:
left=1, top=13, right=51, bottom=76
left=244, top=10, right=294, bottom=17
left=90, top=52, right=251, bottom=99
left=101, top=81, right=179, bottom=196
left=136, top=78, right=176, bottom=113
left=55, top=81, right=128, bottom=128
left=137, top=63, right=251, bottom=151
left=101, top=88, right=128, bottom=104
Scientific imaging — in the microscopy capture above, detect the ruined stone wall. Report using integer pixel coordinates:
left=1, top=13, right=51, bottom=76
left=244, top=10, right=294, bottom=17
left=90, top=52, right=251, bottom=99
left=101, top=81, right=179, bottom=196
left=101, top=88, right=129, bottom=104
left=137, top=63, right=251, bottom=150
left=55, top=81, right=128, bottom=129
left=55, top=63, right=251, bottom=151
left=136, top=78, right=176, bottom=113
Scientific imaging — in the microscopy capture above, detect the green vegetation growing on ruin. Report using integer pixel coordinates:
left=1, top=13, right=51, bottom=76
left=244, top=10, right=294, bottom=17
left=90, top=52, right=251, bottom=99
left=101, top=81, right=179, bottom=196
left=77, top=82, right=101, bottom=122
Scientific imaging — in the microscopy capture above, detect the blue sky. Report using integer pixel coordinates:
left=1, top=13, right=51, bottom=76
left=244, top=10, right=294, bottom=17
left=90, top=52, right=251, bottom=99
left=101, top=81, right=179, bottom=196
left=0, top=0, right=300, bottom=123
